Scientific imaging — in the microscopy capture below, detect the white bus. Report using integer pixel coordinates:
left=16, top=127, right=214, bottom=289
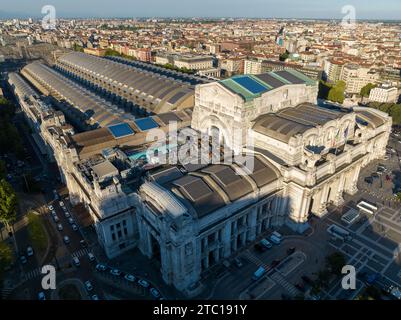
left=357, top=201, right=377, bottom=215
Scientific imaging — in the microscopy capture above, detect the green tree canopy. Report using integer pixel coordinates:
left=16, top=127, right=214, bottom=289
left=0, top=241, right=13, bottom=275
left=279, top=50, right=290, bottom=62
left=325, top=252, right=346, bottom=275
left=0, top=160, right=6, bottom=180
left=360, top=83, right=376, bottom=97
left=0, top=179, right=17, bottom=227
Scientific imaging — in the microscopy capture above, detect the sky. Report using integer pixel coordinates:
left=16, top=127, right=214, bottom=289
left=0, top=0, right=400, bottom=20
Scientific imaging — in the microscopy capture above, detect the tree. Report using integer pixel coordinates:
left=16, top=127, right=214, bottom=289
left=360, top=83, right=376, bottom=98
left=0, top=160, right=6, bottom=180
left=279, top=50, right=289, bottom=62
left=0, top=179, right=17, bottom=229
left=325, top=252, right=346, bottom=275
left=0, top=241, right=13, bottom=274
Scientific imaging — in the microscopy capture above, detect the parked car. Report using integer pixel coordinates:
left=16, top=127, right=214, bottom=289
left=234, top=257, right=243, bottom=268
left=295, top=282, right=306, bottom=292
left=59, top=201, right=64, bottom=207
left=48, top=205, right=54, bottom=211
left=150, top=288, right=161, bottom=299
left=262, top=239, right=273, bottom=248
left=53, top=215, right=60, bottom=223
left=57, top=224, right=63, bottom=231
left=73, top=257, right=80, bottom=267
left=271, top=259, right=281, bottom=268
left=91, top=294, right=99, bottom=300
left=80, top=240, right=87, bottom=248
left=301, top=275, right=313, bottom=285
left=95, top=263, right=107, bottom=272
left=84, top=281, right=93, bottom=292
left=64, top=211, right=70, bottom=218
left=287, top=247, right=296, bottom=255
left=51, top=210, right=57, bottom=217
left=63, top=236, right=70, bottom=244
left=71, top=224, right=78, bottom=231
left=254, top=243, right=267, bottom=252
left=38, top=292, right=46, bottom=300
left=26, top=246, right=34, bottom=257
left=110, top=269, right=122, bottom=276
left=138, top=279, right=150, bottom=288
left=124, top=274, right=136, bottom=282
left=87, top=252, right=95, bottom=262
left=68, top=217, right=74, bottom=225
left=20, top=255, right=27, bottom=264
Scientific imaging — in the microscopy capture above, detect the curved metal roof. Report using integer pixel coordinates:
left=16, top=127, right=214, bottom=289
left=21, top=62, right=133, bottom=127
left=57, top=52, right=195, bottom=113
left=252, top=103, right=347, bottom=143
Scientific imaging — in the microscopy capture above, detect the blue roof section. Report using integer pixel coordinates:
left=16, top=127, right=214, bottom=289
left=232, top=76, right=269, bottom=94
left=108, top=123, right=135, bottom=138
left=220, top=70, right=315, bottom=102
left=134, top=117, right=159, bottom=131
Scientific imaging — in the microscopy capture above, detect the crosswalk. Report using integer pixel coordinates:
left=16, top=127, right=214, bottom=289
left=23, top=267, right=42, bottom=281
left=71, top=248, right=89, bottom=259
left=1, top=288, right=13, bottom=300
left=269, top=272, right=300, bottom=297
left=243, top=250, right=269, bottom=270
left=21, top=249, right=89, bottom=281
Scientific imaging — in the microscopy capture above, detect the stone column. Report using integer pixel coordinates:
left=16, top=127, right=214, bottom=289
left=221, top=222, right=232, bottom=259
left=247, top=208, right=257, bottom=242
left=332, top=174, right=346, bottom=206
left=345, top=165, right=360, bottom=195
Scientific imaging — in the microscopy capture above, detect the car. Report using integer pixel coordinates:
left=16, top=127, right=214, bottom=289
left=38, top=292, right=46, bottom=300
left=80, top=240, right=87, bottom=248
left=271, top=259, right=281, bottom=268
left=254, top=243, right=267, bottom=252
left=260, top=239, right=273, bottom=249
left=53, top=215, right=60, bottom=223
left=26, top=246, right=34, bottom=257
left=110, top=269, right=122, bottom=276
left=301, top=275, right=313, bottom=285
left=287, top=247, right=296, bottom=255
left=222, top=260, right=231, bottom=268
left=62, top=206, right=67, bottom=212
left=150, top=288, right=161, bottom=299
left=138, top=279, right=150, bottom=288
left=84, top=281, right=93, bottom=292
left=48, top=205, right=54, bottom=211
left=124, top=274, right=136, bottom=282
left=295, top=282, right=306, bottom=292
left=57, top=224, right=63, bottom=231
left=91, top=294, right=99, bottom=300
left=71, top=224, right=78, bottom=231
left=234, top=257, right=243, bottom=268
left=51, top=210, right=57, bottom=217
left=68, top=217, right=74, bottom=225
left=20, top=255, right=27, bottom=264
left=59, top=201, right=64, bottom=207
left=87, top=252, right=95, bottom=262
left=63, top=236, right=70, bottom=244
left=269, top=235, right=281, bottom=245
left=364, top=177, right=373, bottom=184
left=73, top=257, right=80, bottom=267
left=95, top=263, right=107, bottom=272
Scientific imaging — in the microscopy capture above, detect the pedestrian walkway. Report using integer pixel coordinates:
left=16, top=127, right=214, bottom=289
left=242, top=250, right=269, bottom=270
left=71, top=248, right=89, bottom=259
left=22, top=266, right=42, bottom=281
left=1, top=287, right=13, bottom=300
left=269, top=272, right=300, bottom=297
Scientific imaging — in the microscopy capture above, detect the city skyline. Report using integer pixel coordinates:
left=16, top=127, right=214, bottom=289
left=1, top=0, right=400, bottom=20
